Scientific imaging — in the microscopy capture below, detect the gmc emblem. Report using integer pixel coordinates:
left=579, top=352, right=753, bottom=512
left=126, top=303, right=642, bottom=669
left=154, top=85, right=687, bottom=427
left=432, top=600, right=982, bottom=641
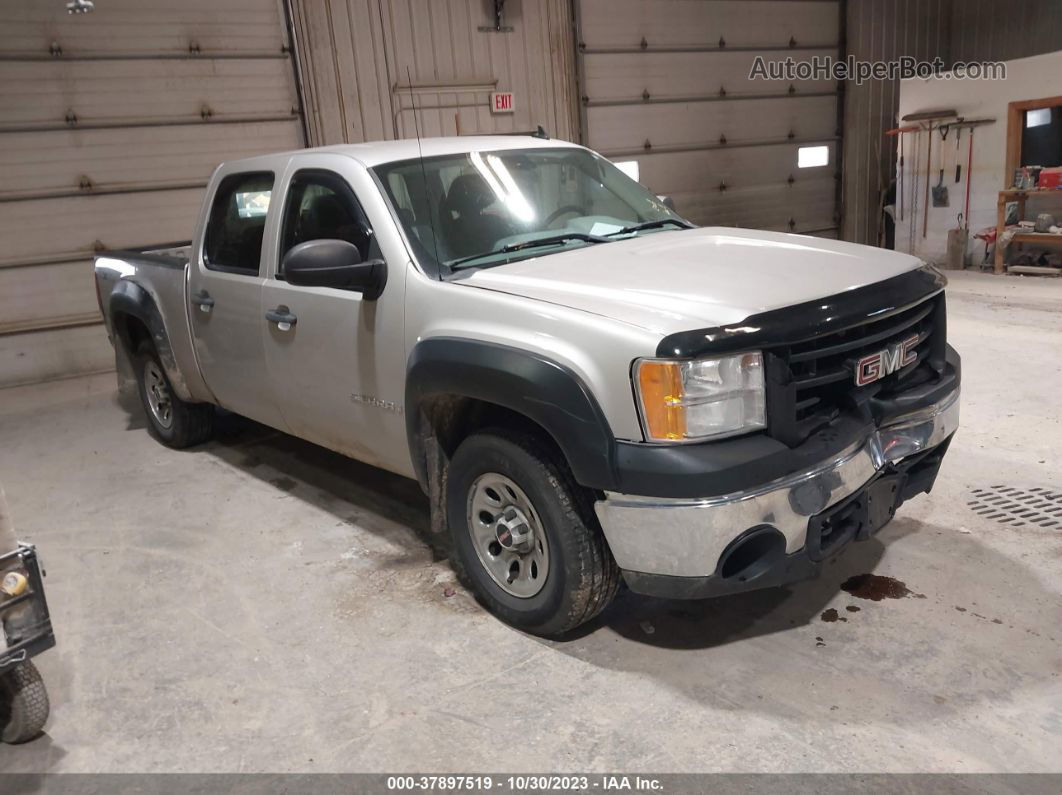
left=854, top=334, right=919, bottom=386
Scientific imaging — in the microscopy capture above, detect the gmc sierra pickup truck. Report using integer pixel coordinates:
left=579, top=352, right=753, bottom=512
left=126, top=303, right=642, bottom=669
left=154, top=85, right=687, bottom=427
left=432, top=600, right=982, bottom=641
left=95, top=135, right=960, bottom=636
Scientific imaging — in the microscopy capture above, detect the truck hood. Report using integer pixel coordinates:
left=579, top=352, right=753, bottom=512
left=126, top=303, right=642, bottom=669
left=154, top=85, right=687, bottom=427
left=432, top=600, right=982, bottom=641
left=460, top=227, right=926, bottom=335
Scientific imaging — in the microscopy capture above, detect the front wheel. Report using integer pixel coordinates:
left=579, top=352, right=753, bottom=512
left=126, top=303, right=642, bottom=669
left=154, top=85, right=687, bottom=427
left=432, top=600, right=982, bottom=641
left=0, top=661, right=49, bottom=743
left=446, top=430, right=620, bottom=636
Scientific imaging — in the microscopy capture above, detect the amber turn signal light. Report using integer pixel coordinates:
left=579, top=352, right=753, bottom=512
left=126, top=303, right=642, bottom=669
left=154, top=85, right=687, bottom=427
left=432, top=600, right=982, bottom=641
left=636, top=360, right=687, bottom=440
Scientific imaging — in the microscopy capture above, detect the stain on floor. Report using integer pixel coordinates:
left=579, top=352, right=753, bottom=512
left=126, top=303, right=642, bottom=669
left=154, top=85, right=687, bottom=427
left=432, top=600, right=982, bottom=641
left=820, top=608, right=847, bottom=623
left=841, top=573, right=916, bottom=601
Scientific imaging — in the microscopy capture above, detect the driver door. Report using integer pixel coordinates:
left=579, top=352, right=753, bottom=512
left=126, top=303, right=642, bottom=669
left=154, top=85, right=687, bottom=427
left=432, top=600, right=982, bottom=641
left=260, top=159, right=407, bottom=473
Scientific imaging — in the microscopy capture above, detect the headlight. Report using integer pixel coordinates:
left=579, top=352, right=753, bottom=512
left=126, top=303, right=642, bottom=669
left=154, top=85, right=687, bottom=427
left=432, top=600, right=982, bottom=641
left=634, top=352, right=765, bottom=442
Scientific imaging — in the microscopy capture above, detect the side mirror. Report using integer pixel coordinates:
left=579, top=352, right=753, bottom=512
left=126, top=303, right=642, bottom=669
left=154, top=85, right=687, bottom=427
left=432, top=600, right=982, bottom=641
left=657, top=195, right=676, bottom=211
left=282, top=239, right=386, bottom=300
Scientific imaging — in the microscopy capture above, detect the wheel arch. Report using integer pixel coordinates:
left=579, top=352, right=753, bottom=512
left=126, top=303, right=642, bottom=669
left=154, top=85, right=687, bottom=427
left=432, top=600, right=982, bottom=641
left=405, top=338, right=618, bottom=493
left=108, top=280, right=194, bottom=401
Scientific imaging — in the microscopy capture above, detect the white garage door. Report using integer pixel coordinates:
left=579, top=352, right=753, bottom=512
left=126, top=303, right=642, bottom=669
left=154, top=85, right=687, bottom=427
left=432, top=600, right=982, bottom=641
left=576, top=0, right=841, bottom=235
left=0, top=0, right=303, bottom=387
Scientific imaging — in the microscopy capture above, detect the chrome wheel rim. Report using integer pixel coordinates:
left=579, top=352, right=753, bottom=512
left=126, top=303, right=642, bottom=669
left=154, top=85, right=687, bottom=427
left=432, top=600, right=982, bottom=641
left=466, top=473, right=550, bottom=598
left=143, top=360, right=173, bottom=429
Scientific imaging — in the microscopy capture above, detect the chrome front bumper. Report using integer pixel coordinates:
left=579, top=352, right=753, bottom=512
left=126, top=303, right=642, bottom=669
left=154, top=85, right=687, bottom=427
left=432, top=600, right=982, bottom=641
left=594, top=388, right=960, bottom=578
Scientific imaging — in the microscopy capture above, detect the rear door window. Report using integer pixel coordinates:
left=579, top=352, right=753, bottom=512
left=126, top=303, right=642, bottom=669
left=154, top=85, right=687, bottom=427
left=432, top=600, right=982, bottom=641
left=203, top=172, right=274, bottom=275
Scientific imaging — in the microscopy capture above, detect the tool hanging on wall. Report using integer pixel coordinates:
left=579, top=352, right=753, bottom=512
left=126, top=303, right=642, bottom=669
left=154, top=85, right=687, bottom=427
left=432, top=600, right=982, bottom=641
left=956, top=118, right=996, bottom=231
left=885, top=125, right=919, bottom=222
left=902, top=110, right=956, bottom=238
left=932, top=124, right=950, bottom=207
left=909, top=126, right=920, bottom=253
left=965, top=126, right=974, bottom=228
left=924, top=121, right=934, bottom=231
left=955, top=125, right=962, bottom=183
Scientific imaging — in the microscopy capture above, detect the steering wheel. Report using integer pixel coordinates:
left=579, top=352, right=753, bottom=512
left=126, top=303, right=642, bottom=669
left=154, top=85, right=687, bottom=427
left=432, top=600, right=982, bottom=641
left=544, top=205, right=585, bottom=227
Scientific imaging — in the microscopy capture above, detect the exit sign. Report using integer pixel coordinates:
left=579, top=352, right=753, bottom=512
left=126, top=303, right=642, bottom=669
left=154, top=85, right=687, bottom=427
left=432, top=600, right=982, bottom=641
left=490, top=92, right=514, bottom=113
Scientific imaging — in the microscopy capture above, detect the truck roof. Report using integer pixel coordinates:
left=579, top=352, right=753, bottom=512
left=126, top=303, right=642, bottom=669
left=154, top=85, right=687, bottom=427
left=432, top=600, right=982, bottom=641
left=226, top=135, right=583, bottom=171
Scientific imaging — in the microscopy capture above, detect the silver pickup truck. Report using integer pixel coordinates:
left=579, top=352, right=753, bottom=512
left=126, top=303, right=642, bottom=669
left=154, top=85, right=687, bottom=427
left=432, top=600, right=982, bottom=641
left=95, top=135, right=960, bottom=636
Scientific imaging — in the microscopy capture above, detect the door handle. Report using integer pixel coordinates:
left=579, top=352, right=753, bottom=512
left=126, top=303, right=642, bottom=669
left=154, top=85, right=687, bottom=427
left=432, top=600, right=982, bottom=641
left=265, top=306, right=297, bottom=331
left=191, top=291, right=215, bottom=313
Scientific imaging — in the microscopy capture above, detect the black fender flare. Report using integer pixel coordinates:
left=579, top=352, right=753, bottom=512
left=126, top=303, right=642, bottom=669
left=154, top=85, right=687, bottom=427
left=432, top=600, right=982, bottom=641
left=108, top=280, right=190, bottom=400
left=405, top=338, right=618, bottom=490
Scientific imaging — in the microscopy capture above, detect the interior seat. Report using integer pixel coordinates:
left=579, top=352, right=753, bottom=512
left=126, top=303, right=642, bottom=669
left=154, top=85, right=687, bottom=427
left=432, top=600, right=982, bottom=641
left=441, top=174, right=513, bottom=259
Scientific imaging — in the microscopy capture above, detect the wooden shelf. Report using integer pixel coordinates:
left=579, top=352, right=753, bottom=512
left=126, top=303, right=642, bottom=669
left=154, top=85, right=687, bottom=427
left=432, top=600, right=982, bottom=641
left=994, top=189, right=1062, bottom=272
left=1010, top=231, right=1062, bottom=244
left=998, top=188, right=1062, bottom=199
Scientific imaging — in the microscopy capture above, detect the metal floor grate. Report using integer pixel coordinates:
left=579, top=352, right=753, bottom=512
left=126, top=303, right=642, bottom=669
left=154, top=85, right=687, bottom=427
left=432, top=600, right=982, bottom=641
left=967, top=485, right=1062, bottom=528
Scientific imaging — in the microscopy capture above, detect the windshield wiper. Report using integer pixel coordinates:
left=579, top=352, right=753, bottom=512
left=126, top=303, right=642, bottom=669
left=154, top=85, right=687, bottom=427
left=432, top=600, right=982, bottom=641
left=606, top=219, right=694, bottom=236
left=450, top=233, right=609, bottom=270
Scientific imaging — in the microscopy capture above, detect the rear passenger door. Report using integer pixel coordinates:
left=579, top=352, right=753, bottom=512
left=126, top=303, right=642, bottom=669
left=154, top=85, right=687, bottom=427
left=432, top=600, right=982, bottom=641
left=188, top=170, right=286, bottom=430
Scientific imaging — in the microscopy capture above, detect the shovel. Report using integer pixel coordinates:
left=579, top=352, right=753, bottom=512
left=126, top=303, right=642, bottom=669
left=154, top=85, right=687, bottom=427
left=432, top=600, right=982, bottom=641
left=932, top=171, right=949, bottom=207
left=902, top=109, right=956, bottom=237
left=932, top=126, right=949, bottom=207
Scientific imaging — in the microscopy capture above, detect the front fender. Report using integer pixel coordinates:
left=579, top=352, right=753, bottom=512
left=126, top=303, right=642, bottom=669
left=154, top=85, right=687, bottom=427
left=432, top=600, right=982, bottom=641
left=405, top=338, right=617, bottom=490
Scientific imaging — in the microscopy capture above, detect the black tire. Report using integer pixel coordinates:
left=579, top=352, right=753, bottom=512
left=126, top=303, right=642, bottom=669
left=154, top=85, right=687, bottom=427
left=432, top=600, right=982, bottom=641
left=0, top=661, right=49, bottom=744
left=133, top=340, right=214, bottom=448
left=446, top=429, right=620, bottom=637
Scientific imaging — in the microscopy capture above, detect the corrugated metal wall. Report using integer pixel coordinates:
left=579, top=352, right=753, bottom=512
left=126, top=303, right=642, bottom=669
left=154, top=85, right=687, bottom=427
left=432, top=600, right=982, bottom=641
left=841, top=0, right=1062, bottom=247
left=950, top=0, right=1062, bottom=63
left=289, top=0, right=578, bottom=146
left=0, top=0, right=303, bottom=387
left=841, top=0, right=950, bottom=245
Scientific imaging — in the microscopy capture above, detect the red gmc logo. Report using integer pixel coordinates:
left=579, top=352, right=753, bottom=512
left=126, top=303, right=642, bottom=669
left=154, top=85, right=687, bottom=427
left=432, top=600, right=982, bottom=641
left=854, top=334, right=919, bottom=386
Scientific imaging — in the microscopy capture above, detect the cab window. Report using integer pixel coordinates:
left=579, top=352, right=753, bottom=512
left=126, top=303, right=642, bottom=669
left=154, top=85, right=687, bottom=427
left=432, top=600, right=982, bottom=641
left=203, top=172, right=273, bottom=275
left=278, top=169, right=378, bottom=278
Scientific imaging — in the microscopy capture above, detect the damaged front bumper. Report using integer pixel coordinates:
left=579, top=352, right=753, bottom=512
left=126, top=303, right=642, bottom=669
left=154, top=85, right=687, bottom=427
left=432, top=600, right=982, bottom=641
left=0, top=544, right=55, bottom=670
left=595, top=388, right=960, bottom=599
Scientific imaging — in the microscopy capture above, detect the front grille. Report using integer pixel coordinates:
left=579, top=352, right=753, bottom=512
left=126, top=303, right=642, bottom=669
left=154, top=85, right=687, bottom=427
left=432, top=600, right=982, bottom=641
left=765, top=294, right=945, bottom=446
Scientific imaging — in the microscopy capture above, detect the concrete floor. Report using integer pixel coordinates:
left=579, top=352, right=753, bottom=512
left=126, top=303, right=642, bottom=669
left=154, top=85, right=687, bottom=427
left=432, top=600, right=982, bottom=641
left=0, top=271, right=1059, bottom=773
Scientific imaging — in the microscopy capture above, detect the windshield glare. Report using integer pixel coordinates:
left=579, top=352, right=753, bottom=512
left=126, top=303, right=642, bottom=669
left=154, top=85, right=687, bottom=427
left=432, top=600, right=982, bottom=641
left=373, top=147, right=687, bottom=271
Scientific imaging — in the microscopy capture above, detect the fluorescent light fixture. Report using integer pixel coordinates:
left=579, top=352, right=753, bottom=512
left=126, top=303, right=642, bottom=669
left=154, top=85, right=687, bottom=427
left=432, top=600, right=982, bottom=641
left=1026, top=108, right=1051, bottom=128
left=798, top=145, right=829, bottom=168
left=614, top=160, right=640, bottom=182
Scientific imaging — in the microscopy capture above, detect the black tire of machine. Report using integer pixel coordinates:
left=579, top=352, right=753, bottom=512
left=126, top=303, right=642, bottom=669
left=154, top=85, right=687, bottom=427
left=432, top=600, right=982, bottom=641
left=0, top=661, right=49, bottom=744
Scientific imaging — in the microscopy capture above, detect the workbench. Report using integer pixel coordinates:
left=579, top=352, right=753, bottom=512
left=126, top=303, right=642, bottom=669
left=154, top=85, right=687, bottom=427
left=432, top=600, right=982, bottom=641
left=994, top=188, right=1062, bottom=273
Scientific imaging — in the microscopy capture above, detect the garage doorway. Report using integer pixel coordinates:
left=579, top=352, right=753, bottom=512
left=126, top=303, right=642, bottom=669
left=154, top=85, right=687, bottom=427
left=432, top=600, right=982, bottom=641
left=574, top=0, right=843, bottom=236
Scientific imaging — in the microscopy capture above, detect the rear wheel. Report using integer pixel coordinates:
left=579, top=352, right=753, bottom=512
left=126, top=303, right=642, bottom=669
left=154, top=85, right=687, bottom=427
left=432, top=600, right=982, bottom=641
left=446, top=430, right=620, bottom=636
left=0, top=661, right=49, bottom=744
left=133, top=340, right=214, bottom=448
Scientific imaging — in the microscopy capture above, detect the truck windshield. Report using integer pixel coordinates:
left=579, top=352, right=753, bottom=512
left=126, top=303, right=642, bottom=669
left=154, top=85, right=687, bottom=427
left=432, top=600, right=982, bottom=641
left=373, top=147, right=689, bottom=272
